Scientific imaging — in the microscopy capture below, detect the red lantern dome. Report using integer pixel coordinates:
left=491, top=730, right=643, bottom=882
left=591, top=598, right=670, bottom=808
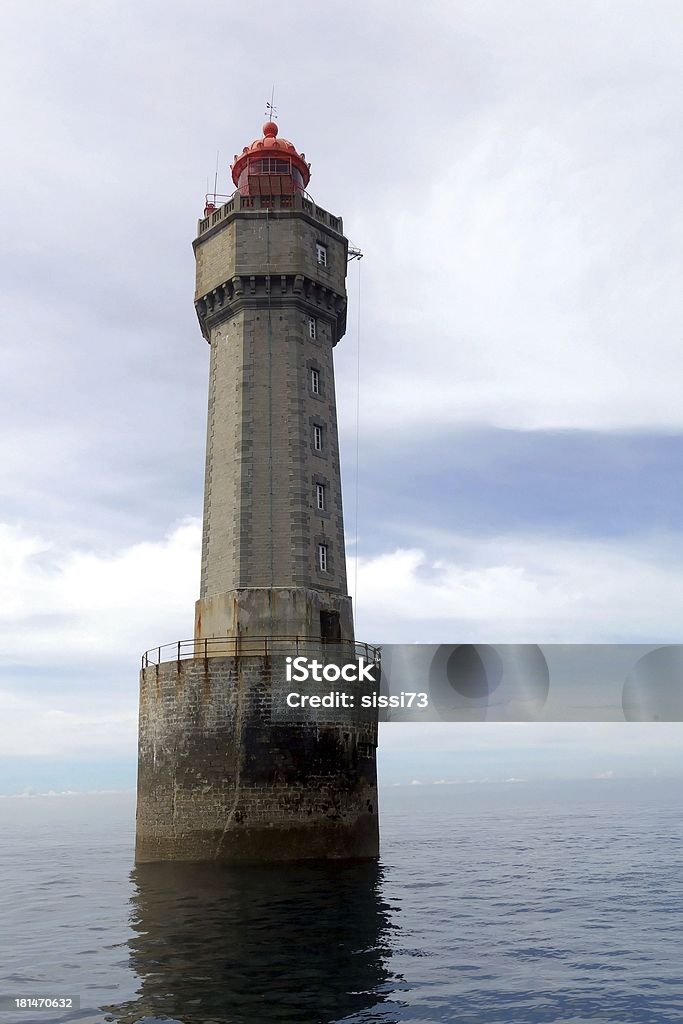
left=231, top=122, right=311, bottom=196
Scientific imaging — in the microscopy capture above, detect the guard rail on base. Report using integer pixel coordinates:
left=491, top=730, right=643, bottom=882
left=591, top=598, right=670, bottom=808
left=141, top=636, right=380, bottom=670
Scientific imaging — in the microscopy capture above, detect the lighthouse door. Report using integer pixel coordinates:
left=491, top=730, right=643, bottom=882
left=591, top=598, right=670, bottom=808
left=320, top=610, right=341, bottom=643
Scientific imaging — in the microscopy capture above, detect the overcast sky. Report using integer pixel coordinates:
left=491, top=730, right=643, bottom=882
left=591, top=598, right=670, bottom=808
left=2, top=0, right=683, bottom=793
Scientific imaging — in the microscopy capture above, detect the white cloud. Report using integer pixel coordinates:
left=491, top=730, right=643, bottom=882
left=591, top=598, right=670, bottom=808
left=378, top=721, right=683, bottom=757
left=1, top=2, right=682, bottom=782
left=349, top=98, right=683, bottom=432
left=353, top=535, right=683, bottom=642
left=0, top=518, right=200, bottom=757
left=2, top=519, right=683, bottom=761
left=4, top=521, right=682, bottom=679
left=0, top=689, right=137, bottom=759
left=0, top=789, right=133, bottom=799
left=0, top=518, right=199, bottom=665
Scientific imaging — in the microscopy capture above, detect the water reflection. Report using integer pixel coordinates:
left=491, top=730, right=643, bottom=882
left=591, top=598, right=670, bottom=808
left=104, top=861, right=401, bottom=1024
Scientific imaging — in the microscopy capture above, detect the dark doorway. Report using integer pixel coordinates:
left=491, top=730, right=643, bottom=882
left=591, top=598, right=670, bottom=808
left=320, top=610, right=341, bottom=643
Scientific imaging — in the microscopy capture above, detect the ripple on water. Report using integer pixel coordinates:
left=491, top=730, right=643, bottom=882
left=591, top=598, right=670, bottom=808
left=0, top=784, right=682, bottom=1023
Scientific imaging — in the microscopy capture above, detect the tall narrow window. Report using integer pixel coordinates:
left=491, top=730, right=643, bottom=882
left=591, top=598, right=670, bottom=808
left=308, top=317, right=317, bottom=339
left=318, top=543, right=328, bottom=572
left=311, top=368, right=320, bottom=394
left=313, top=424, right=323, bottom=451
left=316, top=243, right=327, bottom=266
left=316, top=483, right=326, bottom=510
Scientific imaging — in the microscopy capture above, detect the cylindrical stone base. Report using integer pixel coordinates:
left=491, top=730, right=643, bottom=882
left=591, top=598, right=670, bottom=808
left=135, top=654, right=379, bottom=863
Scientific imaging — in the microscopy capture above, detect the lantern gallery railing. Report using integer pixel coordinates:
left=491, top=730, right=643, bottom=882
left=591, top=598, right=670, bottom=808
left=141, top=635, right=381, bottom=669
left=198, top=190, right=342, bottom=235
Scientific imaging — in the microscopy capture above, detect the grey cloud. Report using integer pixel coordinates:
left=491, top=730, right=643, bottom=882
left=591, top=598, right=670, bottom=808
left=2, top=3, right=683, bottom=666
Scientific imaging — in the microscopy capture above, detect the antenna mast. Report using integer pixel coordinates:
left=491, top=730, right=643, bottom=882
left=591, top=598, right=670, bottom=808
left=265, top=86, right=278, bottom=121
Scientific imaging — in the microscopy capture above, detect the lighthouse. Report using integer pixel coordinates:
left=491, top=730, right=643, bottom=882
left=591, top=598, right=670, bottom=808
left=194, top=120, right=354, bottom=645
left=134, top=120, right=380, bottom=863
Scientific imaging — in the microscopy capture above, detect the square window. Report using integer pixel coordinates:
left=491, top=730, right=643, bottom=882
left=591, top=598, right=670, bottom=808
left=316, top=483, right=326, bottom=510
left=318, top=543, right=328, bottom=572
left=311, top=368, right=320, bottom=394
left=308, top=317, right=317, bottom=339
left=316, top=243, right=327, bottom=266
left=313, top=424, right=323, bottom=451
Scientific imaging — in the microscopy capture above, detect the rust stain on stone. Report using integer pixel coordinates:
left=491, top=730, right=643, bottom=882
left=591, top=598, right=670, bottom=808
left=201, top=661, right=212, bottom=703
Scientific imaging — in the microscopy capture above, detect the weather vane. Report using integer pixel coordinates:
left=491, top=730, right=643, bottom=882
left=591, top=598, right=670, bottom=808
left=265, top=86, right=277, bottom=121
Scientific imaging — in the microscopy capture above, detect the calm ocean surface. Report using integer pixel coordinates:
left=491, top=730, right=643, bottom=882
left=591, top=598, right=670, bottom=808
left=1, top=779, right=681, bottom=1024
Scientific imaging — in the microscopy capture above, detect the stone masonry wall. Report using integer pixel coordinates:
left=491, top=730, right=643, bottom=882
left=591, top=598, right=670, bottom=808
left=195, top=207, right=346, bottom=307
left=135, top=655, right=379, bottom=863
left=197, top=208, right=349, bottom=601
left=195, top=588, right=354, bottom=645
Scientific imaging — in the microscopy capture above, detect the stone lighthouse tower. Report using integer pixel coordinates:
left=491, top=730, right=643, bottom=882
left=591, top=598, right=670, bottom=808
left=194, top=120, right=353, bottom=646
left=135, top=120, right=379, bottom=863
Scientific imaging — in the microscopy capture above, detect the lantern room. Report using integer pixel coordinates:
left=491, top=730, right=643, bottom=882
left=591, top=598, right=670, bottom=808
left=230, top=122, right=311, bottom=197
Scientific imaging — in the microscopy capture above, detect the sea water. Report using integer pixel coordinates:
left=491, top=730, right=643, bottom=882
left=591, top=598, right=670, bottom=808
left=1, top=778, right=681, bottom=1023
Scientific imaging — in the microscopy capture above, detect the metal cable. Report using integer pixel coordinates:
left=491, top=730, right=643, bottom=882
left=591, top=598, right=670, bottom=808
left=353, top=258, right=362, bottom=630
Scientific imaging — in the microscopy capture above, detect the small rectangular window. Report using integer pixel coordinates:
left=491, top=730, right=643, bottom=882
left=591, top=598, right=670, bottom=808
left=258, top=157, right=291, bottom=174
left=308, top=317, right=317, bottom=339
left=311, top=368, right=320, bottom=394
left=318, top=543, right=328, bottom=572
left=316, top=483, right=326, bottom=510
left=316, top=243, right=327, bottom=266
left=313, top=424, right=323, bottom=451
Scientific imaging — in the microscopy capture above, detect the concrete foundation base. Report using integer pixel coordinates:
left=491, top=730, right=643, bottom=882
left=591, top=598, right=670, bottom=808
left=135, top=653, right=379, bottom=863
left=194, top=587, right=354, bottom=643
left=135, top=814, right=379, bottom=864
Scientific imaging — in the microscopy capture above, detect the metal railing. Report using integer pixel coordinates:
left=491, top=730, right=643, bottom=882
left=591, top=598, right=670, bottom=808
left=141, top=635, right=381, bottom=670
left=198, top=190, right=339, bottom=235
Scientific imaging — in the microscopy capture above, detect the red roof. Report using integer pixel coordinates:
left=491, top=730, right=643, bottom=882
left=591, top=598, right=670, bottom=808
left=231, top=122, right=311, bottom=188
